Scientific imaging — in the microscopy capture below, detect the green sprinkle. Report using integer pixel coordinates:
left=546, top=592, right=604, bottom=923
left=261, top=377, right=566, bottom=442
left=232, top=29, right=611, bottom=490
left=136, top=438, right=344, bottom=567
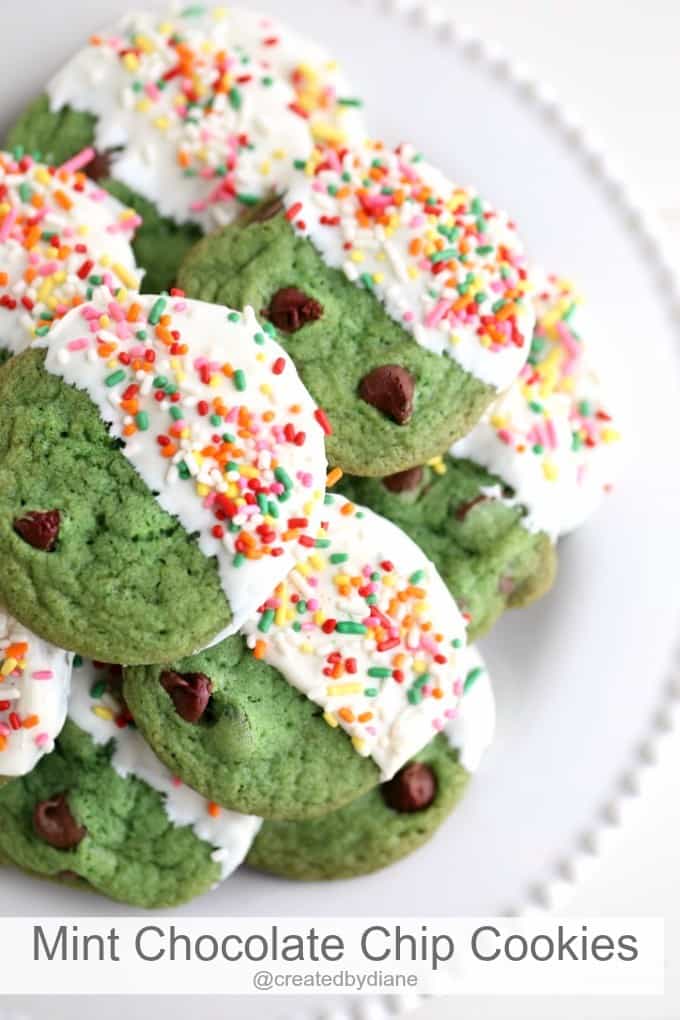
left=254, top=331, right=266, bottom=345
left=236, top=193, right=260, bottom=206
left=338, top=97, right=363, bottom=107
left=261, top=76, right=273, bottom=87
left=18, top=182, right=32, bottom=202
left=88, top=275, right=103, bottom=286
left=226, top=461, right=240, bottom=474
left=571, top=433, right=583, bottom=451
left=579, top=399, right=593, bottom=417
left=314, top=538, right=331, bottom=549
left=135, top=411, right=149, bottom=431
left=365, top=594, right=377, bottom=605
left=275, top=466, right=293, bottom=490
left=296, top=600, right=307, bottom=615
left=234, top=369, right=247, bottom=391
left=136, top=330, right=147, bottom=341
left=153, top=375, right=168, bottom=389
left=169, top=406, right=183, bottom=421
left=233, top=552, right=246, bottom=568
left=452, top=638, right=463, bottom=649
left=263, top=321, right=277, bottom=337
left=229, top=86, right=243, bottom=110
left=227, top=311, right=241, bottom=322
left=181, top=4, right=206, bottom=15
left=414, top=674, right=430, bottom=689
left=532, top=443, right=544, bottom=455
left=210, top=414, right=222, bottom=426
left=292, top=621, right=302, bottom=633
left=476, top=244, right=494, bottom=256
left=148, top=297, right=166, bottom=325
left=178, top=461, right=191, bottom=480
left=492, top=298, right=507, bottom=314
left=330, top=553, right=349, bottom=564
left=324, top=493, right=334, bottom=505
left=105, top=369, right=126, bottom=388
left=464, top=666, right=484, bottom=693
left=470, top=196, right=483, bottom=216
left=407, top=689, right=422, bottom=705
left=257, top=493, right=269, bottom=514
left=370, top=572, right=381, bottom=582
left=90, top=680, right=107, bottom=700
left=258, top=609, right=275, bottom=633
left=364, top=688, right=379, bottom=698
left=34, top=325, right=50, bottom=337
left=529, top=400, right=543, bottom=414
left=409, top=569, right=425, bottom=585
left=293, top=159, right=307, bottom=170
left=267, top=501, right=279, bottom=518
left=336, top=622, right=367, bottom=635
left=474, top=292, right=487, bottom=305
left=430, top=248, right=457, bottom=264
left=367, top=667, right=392, bottom=679
left=222, top=433, right=235, bottom=444
left=360, top=273, right=374, bottom=291
left=73, top=654, right=83, bottom=668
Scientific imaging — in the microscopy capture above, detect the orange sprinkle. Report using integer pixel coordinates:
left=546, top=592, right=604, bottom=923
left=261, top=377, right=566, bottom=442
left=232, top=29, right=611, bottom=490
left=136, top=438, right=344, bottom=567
left=207, top=802, right=220, bottom=818
left=340, top=502, right=355, bottom=516
left=358, top=712, right=373, bottom=723
left=5, top=643, right=28, bottom=659
left=338, top=707, right=355, bottom=724
left=253, top=640, right=267, bottom=660
left=22, top=715, right=39, bottom=729
left=326, top=467, right=343, bottom=488
left=54, top=189, right=73, bottom=211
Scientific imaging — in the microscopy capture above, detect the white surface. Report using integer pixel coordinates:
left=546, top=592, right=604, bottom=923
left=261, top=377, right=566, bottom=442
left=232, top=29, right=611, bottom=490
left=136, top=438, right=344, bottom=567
left=1, top=1, right=679, bottom=1018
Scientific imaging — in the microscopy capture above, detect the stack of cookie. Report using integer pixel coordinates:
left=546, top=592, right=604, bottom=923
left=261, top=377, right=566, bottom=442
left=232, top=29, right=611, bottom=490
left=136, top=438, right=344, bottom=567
left=0, top=6, right=622, bottom=907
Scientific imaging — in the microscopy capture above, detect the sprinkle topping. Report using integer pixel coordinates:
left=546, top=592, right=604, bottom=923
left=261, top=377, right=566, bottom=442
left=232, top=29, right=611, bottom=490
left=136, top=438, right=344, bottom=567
left=48, top=7, right=364, bottom=230
left=0, top=150, right=140, bottom=356
left=242, top=493, right=469, bottom=779
left=283, top=140, right=535, bottom=389
left=452, top=271, right=623, bottom=537
left=0, top=611, right=72, bottom=777
left=68, top=658, right=261, bottom=878
left=41, top=294, right=328, bottom=634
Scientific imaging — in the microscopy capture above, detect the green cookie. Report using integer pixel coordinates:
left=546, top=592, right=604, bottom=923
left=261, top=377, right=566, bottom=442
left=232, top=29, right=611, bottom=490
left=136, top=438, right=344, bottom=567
left=337, top=459, right=557, bottom=640
left=123, top=634, right=381, bottom=821
left=247, top=733, right=469, bottom=880
left=178, top=206, right=495, bottom=477
left=6, top=97, right=200, bottom=294
left=0, top=348, right=231, bottom=663
left=0, top=720, right=224, bottom=908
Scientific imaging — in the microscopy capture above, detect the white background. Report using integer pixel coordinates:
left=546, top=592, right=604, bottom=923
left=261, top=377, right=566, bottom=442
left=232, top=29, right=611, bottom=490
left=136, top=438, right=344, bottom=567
left=0, top=1, right=678, bottom=1019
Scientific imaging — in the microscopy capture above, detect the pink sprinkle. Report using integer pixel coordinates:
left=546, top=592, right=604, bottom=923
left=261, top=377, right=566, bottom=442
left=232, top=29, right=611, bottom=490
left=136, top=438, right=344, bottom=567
left=424, top=299, right=451, bottom=329
left=444, top=708, right=458, bottom=720
left=58, top=147, right=96, bottom=175
left=145, top=82, right=162, bottom=102
left=171, top=776, right=182, bottom=787
left=497, top=428, right=513, bottom=445
left=66, top=337, right=90, bottom=352
left=0, top=207, right=18, bottom=242
left=31, top=670, right=54, bottom=680
left=34, top=733, right=50, bottom=748
left=432, top=719, right=444, bottom=732
left=307, top=599, right=319, bottom=611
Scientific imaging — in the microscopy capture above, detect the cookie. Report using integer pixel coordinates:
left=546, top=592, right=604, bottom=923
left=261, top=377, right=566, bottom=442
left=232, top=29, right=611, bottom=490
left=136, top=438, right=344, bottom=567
left=452, top=270, right=623, bottom=537
left=124, top=494, right=471, bottom=820
left=6, top=7, right=366, bottom=293
left=337, top=457, right=557, bottom=640
left=0, top=658, right=260, bottom=907
left=247, top=647, right=495, bottom=879
left=178, top=140, right=535, bottom=476
left=0, top=292, right=327, bottom=663
left=0, top=149, right=141, bottom=359
left=0, top=608, right=72, bottom=781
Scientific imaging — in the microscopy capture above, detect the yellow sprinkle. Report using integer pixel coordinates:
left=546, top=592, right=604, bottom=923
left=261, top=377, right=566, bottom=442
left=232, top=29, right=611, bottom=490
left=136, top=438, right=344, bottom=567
left=76, top=224, right=90, bottom=236
left=350, top=250, right=365, bottom=264
left=259, top=161, right=271, bottom=177
left=123, top=53, right=139, bottom=71
left=154, top=117, right=170, bottom=132
left=259, top=383, right=272, bottom=397
left=212, top=6, right=227, bottom=19
left=308, top=553, right=324, bottom=571
left=34, top=168, right=51, bottom=186
left=542, top=461, right=559, bottom=482
left=602, top=428, right=621, bottom=443
left=196, top=483, right=210, bottom=497
left=1, top=658, right=17, bottom=677
left=296, top=562, right=311, bottom=578
left=300, top=641, right=314, bottom=654
left=413, top=659, right=427, bottom=674
left=113, top=263, right=139, bottom=290
left=93, top=706, right=115, bottom=722
left=373, top=272, right=385, bottom=285
left=135, top=35, right=154, bottom=53
left=135, top=99, right=151, bottom=114
left=313, top=610, right=325, bottom=627
left=272, top=149, right=287, bottom=161
left=327, top=683, right=363, bottom=697
left=311, top=123, right=345, bottom=146
left=275, top=584, right=288, bottom=627
left=323, top=712, right=339, bottom=729
left=99, top=314, right=111, bottom=328
left=407, top=266, right=420, bottom=280
left=334, top=574, right=351, bottom=587
left=352, top=736, right=367, bottom=753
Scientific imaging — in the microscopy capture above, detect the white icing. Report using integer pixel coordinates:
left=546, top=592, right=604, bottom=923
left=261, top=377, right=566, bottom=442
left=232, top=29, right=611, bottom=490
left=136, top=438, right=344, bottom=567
left=242, top=494, right=469, bottom=780
left=0, top=610, right=72, bottom=777
left=47, top=6, right=365, bottom=231
left=68, top=659, right=261, bottom=879
left=445, top=646, right=495, bottom=774
left=283, top=141, right=535, bottom=389
left=0, top=152, right=140, bottom=356
left=39, top=294, right=327, bottom=642
left=452, top=270, right=624, bottom=538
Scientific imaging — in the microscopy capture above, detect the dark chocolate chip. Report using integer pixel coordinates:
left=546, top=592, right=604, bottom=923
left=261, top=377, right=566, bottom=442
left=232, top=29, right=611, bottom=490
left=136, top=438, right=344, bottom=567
left=33, top=795, right=87, bottom=850
left=455, top=494, right=490, bottom=522
left=359, top=365, right=414, bottom=425
left=251, top=196, right=284, bottom=223
left=160, top=670, right=213, bottom=723
left=84, top=149, right=119, bottom=182
left=13, top=510, right=60, bottom=551
left=382, top=762, right=437, bottom=813
left=267, top=288, right=323, bottom=333
left=383, top=466, right=424, bottom=493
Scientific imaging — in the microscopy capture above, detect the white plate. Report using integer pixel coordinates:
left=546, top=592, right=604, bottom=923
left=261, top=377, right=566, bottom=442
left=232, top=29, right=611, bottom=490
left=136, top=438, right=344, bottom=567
left=2, top=0, right=680, bottom=1017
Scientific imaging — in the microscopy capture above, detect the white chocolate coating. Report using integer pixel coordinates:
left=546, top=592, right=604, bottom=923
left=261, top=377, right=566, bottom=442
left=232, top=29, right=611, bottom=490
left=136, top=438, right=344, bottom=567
left=445, top=646, right=495, bottom=774
left=0, top=610, right=72, bottom=777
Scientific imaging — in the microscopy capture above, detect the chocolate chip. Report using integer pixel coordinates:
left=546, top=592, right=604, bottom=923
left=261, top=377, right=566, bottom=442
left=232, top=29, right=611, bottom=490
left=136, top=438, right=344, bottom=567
left=251, top=196, right=284, bottom=223
left=33, top=795, right=87, bottom=850
left=267, top=288, right=323, bottom=333
left=160, top=670, right=213, bottom=724
left=84, top=149, right=119, bottom=182
left=382, top=762, right=437, bottom=813
left=383, top=466, right=423, bottom=493
left=359, top=365, right=414, bottom=425
left=455, top=494, right=490, bottom=522
left=13, top=510, right=60, bottom=551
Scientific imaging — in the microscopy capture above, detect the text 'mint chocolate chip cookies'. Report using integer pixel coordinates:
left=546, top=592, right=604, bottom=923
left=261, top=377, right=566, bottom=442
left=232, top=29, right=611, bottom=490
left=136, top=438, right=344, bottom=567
left=179, top=139, right=536, bottom=476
